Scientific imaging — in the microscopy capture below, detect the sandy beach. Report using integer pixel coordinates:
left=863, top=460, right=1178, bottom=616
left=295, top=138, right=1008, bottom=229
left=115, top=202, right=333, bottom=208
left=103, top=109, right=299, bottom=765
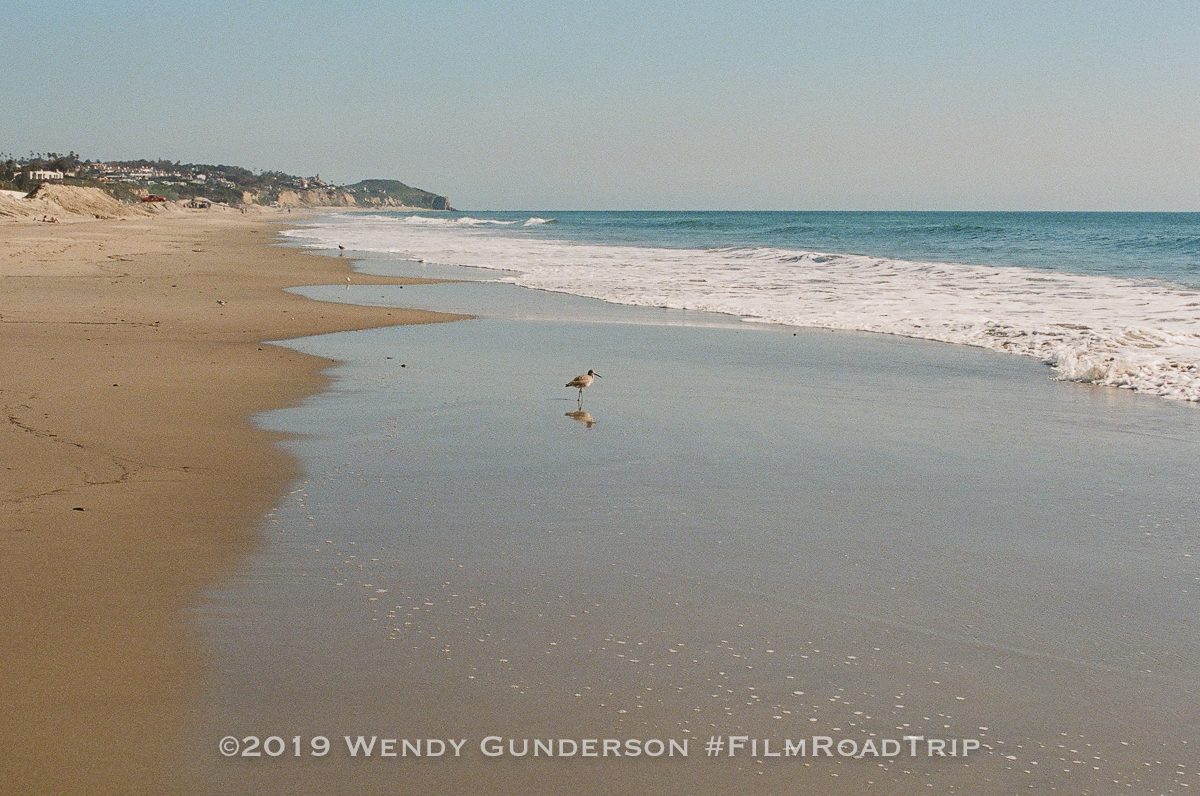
left=7, top=4, right=1197, bottom=792
left=190, top=254, right=1200, bottom=794
left=0, top=212, right=463, bottom=793
left=4, top=209, right=1197, bottom=794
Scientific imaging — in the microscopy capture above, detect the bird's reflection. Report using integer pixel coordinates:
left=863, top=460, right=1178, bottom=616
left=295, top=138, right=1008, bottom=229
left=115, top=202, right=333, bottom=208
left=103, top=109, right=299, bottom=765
left=565, top=408, right=597, bottom=428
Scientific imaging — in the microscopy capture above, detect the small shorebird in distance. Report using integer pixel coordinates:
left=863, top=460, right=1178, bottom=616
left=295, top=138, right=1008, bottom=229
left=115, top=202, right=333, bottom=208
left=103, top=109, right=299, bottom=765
left=566, top=369, right=601, bottom=403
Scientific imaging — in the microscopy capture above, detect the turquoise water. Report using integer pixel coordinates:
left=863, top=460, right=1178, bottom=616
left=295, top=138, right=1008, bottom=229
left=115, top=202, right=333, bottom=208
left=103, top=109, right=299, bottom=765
left=439, top=210, right=1200, bottom=286
left=285, top=211, right=1200, bottom=402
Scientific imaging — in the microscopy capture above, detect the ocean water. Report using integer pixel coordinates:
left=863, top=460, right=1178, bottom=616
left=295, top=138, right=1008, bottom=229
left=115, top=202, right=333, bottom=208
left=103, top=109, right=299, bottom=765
left=190, top=277, right=1200, bottom=793
left=281, top=211, right=1200, bottom=401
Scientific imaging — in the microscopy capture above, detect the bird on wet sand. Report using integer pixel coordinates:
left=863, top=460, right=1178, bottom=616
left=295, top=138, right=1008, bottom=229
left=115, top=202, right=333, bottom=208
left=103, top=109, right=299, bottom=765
left=566, top=369, right=601, bottom=403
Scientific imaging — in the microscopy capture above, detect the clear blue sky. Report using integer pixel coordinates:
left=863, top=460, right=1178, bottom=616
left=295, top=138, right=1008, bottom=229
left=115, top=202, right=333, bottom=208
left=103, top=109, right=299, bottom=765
left=2, top=1, right=1197, bottom=210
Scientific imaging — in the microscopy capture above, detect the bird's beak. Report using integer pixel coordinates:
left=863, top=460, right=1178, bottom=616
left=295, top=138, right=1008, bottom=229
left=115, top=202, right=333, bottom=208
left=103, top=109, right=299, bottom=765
left=593, top=373, right=602, bottom=378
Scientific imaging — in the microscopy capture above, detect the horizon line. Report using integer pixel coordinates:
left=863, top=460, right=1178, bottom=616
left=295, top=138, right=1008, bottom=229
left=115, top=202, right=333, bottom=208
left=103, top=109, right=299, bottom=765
left=456, top=208, right=1200, bottom=214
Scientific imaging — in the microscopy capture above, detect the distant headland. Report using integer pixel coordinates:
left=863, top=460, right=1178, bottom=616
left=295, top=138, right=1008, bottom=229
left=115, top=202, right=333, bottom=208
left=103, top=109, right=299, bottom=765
left=0, top=150, right=453, bottom=210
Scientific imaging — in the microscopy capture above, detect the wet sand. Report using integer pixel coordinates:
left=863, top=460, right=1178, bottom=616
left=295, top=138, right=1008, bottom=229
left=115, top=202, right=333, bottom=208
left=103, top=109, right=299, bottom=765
left=0, top=214, right=463, bottom=793
left=190, top=265, right=1200, bottom=793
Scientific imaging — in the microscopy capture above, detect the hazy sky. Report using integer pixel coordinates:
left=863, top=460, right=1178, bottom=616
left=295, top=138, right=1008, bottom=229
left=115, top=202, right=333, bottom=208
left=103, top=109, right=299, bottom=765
left=3, top=1, right=1197, bottom=210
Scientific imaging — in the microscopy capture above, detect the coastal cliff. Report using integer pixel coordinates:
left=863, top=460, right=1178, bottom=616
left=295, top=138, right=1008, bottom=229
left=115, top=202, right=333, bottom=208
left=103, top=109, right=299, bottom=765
left=2, top=153, right=453, bottom=211
left=267, top=180, right=452, bottom=210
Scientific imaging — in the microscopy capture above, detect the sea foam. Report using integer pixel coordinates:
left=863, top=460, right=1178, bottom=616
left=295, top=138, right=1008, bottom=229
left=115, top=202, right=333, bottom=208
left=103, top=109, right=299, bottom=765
left=283, top=215, right=1200, bottom=402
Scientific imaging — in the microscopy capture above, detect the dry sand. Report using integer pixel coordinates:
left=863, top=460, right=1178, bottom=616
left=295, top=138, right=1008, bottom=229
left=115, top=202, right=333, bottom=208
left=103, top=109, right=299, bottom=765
left=0, top=211, right=464, bottom=793
left=0, top=183, right=158, bottom=220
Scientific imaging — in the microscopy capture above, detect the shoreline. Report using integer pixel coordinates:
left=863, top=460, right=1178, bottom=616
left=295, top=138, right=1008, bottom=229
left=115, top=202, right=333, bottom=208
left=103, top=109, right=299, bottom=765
left=188, top=264, right=1200, bottom=794
left=0, top=213, right=466, bottom=792
left=284, top=211, right=1200, bottom=403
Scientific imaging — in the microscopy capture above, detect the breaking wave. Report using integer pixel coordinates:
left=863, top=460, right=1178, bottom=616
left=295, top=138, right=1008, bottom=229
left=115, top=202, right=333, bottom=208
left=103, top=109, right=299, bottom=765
left=283, top=214, right=1200, bottom=402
